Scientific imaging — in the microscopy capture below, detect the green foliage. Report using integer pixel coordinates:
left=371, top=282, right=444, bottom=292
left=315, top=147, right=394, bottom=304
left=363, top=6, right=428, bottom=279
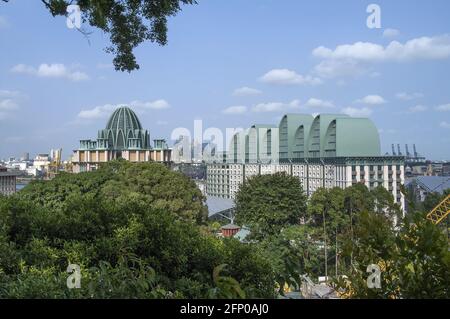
left=258, top=225, right=321, bottom=294
left=235, top=172, right=307, bottom=240
left=18, top=160, right=207, bottom=224
left=2, top=164, right=448, bottom=299
left=234, top=177, right=449, bottom=299
left=335, top=209, right=450, bottom=299
left=0, top=161, right=276, bottom=298
left=29, top=0, right=197, bottom=72
left=394, top=214, right=450, bottom=298
left=208, top=264, right=246, bottom=299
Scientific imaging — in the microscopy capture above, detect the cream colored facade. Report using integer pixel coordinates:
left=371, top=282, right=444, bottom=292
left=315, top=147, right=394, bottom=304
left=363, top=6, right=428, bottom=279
left=206, top=159, right=405, bottom=211
left=72, top=149, right=171, bottom=173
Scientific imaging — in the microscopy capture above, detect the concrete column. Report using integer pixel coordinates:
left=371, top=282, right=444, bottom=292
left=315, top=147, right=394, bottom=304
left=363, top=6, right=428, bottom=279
left=346, top=165, right=352, bottom=187
left=364, top=165, right=370, bottom=187
left=383, top=165, right=389, bottom=189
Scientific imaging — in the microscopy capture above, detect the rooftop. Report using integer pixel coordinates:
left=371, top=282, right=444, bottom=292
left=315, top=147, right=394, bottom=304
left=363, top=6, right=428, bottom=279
left=406, top=176, right=450, bottom=194
left=206, top=196, right=235, bottom=219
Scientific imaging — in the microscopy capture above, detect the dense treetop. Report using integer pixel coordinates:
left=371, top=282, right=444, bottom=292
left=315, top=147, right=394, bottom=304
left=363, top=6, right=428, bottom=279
left=0, top=161, right=275, bottom=298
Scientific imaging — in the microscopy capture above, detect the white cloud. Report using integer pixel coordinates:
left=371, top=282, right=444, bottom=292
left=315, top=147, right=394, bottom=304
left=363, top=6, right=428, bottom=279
left=435, top=103, right=450, bottom=111
left=0, top=90, right=21, bottom=98
left=355, top=95, right=386, bottom=105
left=232, top=87, right=262, bottom=97
left=0, top=99, right=18, bottom=111
left=222, top=105, right=247, bottom=115
left=313, top=35, right=450, bottom=62
left=77, top=104, right=117, bottom=120
left=77, top=99, right=170, bottom=120
left=440, top=121, right=450, bottom=129
left=341, top=107, right=373, bottom=117
left=304, top=98, right=334, bottom=108
left=383, top=28, right=400, bottom=38
left=130, top=99, right=170, bottom=110
left=252, top=99, right=300, bottom=113
left=11, top=63, right=89, bottom=81
left=11, top=64, right=35, bottom=74
left=0, top=99, right=19, bottom=121
left=313, top=59, right=367, bottom=78
left=395, top=92, right=424, bottom=100
left=408, top=105, right=428, bottom=113
left=259, top=69, right=322, bottom=85
left=253, top=102, right=285, bottom=113
left=69, top=71, right=89, bottom=81
left=312, top=35, right=450, bottom=79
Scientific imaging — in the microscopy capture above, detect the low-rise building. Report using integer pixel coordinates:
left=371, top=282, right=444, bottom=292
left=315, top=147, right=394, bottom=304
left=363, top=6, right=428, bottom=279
left=0, top=167, right=17, bottom=196
left=405, top=176, right=450, bottom=202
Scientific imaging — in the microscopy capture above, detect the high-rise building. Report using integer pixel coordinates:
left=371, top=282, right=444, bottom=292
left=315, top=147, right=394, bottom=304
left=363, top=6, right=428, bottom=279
left=50, top=149, right=62, bottom=162
left=206, top=113, right=405, bottom=211
left=72, top=106, right=171, bottom=172
left=20, top=152, right=30, bottom=161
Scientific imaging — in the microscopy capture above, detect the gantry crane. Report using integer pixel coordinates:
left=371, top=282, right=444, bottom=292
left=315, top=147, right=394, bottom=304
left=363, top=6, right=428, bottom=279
left=426, top=194, right=450, bottom=225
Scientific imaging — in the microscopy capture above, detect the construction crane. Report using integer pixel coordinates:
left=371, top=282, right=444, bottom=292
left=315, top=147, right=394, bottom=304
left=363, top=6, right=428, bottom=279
left=426, top=194, right=450, bottom=225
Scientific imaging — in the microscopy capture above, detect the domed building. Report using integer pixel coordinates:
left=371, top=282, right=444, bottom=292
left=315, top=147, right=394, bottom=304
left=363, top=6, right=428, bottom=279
left=72, top=106, right=171, bottom=172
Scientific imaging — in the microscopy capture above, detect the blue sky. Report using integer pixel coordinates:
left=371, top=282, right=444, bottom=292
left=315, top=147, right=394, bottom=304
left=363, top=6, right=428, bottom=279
left=0, top=0, right=449, bottom=160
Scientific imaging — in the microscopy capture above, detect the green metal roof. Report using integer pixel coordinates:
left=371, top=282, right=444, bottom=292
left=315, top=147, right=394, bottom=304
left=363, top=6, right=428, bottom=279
left=279, top=114, right=314, bottom=160
left=307, top=114, right=349, bottom=158
left=334, top=118, right=380, bottom=157
left=228, top=113, right=382, bottom=162
left=106, top=106, right=143, bottom=131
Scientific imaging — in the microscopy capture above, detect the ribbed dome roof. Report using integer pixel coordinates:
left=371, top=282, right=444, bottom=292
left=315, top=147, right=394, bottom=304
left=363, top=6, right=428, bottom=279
left=106, top=106, right=143, bottom=131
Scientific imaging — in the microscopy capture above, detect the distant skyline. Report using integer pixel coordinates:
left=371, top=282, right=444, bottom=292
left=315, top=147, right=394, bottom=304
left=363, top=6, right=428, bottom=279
left=1, top=0, right=450, bottom=160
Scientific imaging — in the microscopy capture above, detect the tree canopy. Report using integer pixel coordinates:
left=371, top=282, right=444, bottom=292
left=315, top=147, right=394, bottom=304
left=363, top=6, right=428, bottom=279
left=235, top=174, right=449, bottom=298
left=0, top=161, right=276, bottom=298
left=2, top=0, right=197, bottom=72
left=234, top=172, right=307, bottom=240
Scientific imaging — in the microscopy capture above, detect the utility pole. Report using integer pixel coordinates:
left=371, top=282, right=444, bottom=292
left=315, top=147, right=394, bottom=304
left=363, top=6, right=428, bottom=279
left=323, top=208, right=328, bottom=282
left=335, top=225, right=338, bottom=277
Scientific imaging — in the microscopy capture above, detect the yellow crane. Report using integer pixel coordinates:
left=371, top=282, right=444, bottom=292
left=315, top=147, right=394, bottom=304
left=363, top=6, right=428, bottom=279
left=426, top=194, right=450, bottom=225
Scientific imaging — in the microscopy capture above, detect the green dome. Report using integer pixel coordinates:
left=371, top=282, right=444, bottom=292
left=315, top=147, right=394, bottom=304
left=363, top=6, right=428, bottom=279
left=97, top=106, right=151, bottom=150
left=106, top=106, right=143, bottom=131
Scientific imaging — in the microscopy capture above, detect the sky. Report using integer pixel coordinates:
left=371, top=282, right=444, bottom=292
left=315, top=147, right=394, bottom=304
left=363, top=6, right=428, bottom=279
left=0, top=0, right=449, bottom=160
